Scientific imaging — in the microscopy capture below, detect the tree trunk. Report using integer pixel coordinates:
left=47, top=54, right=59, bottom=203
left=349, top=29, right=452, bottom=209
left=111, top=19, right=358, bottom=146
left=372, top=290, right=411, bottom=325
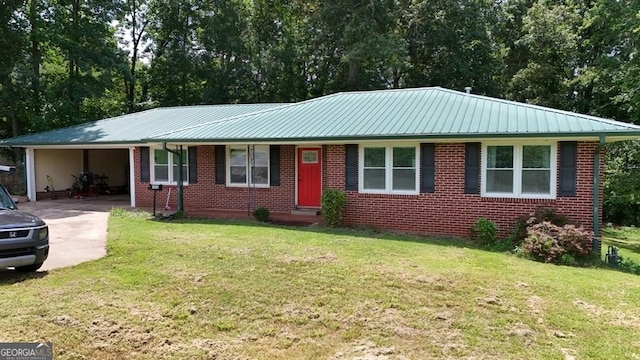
left=28, top=0, right=41, bottom=122
left=127, top=0, right=137, bottom=113
left=69, top=0, right=80, bottom=121
left=347, top=59, right=358, bottom=90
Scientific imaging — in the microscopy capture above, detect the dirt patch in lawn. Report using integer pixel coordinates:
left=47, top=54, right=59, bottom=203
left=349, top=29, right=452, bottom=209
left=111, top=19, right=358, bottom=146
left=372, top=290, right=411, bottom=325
left=281, top=252, right=338, bottom=264
left=331, top=340, right=404, bottom=360
left=573, top=300, right=640, bottom=328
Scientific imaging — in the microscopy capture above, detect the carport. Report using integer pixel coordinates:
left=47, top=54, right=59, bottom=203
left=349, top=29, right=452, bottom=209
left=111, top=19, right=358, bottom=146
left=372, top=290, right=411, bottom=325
left=0, top=104, right=283, bottom=209
left=26, top=147, right=130, bottom=201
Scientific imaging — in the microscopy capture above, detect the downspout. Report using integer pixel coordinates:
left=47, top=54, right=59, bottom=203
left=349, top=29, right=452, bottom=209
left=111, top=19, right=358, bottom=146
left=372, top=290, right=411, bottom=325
left=247, top=145, right=251, bottom=216
left=593, top=135, right=605, bottom=254
left=163, top=143, right=183, bottom=213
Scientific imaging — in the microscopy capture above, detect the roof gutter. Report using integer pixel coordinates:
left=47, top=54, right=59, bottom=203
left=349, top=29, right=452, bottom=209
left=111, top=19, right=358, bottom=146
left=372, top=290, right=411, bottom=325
left=143, top=131, right=640, bottom=144
left=0, top=141, right=146, bottom=147
left=163, top=142, right=183, bottom=213
left=593, top=135, right=605, bottom=254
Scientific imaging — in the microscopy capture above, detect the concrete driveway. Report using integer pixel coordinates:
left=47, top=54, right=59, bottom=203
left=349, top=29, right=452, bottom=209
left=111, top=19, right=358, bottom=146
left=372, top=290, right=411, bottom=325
left=17, top=196, right=130, bottom=271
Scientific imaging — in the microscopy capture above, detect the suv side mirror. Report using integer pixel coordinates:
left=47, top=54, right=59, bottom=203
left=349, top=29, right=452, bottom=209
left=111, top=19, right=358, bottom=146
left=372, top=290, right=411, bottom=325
left=0, top=165, right=16, bottom=174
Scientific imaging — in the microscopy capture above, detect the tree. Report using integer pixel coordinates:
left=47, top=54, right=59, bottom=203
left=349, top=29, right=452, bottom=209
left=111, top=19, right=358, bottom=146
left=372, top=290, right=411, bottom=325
left=605, top=140, right=640, bottom=225
left=196, top=0, right=253, bottom=103
left=305, top=0, right=407, bottom=93
left=48, top=0, right=124, bottom=125
left=146, top=0, right=203, bottom=106
left=118, top=0, right=152, bottom=112
left=241, top=0, right=309, bottom=102
left=505, top=0, right=637, bottom=120
left=0, top=0, right=28, bottom=140
left=402, top=0, right=502, bottom=95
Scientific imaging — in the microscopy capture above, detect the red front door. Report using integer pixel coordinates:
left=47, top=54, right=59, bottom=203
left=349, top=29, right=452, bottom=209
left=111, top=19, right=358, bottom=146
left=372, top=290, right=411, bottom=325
left=297, top=148, right=322, bottom=207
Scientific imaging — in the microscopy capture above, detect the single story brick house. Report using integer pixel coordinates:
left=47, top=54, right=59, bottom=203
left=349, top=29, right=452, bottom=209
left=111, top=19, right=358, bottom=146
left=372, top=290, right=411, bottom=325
left=3, top=87, right=640, bottom=244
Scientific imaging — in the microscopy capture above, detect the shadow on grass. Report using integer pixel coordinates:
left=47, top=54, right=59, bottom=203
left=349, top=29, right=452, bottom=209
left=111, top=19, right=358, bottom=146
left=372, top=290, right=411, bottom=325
left=143, top=213, right=486, bottom=252
left=602, top=227, right=640, bottom=258
left=0, top=269, right=48, bottom=285
left=593, top=260, right=640, bottom=276
left=109, top=210, right=640, bottom=277
left=602, top=238, right=640, bottom=256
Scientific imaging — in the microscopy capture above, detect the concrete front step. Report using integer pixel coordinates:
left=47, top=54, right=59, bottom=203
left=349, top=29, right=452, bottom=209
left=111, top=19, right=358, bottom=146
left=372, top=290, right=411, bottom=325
left=291, top=208, right=321, bottom=216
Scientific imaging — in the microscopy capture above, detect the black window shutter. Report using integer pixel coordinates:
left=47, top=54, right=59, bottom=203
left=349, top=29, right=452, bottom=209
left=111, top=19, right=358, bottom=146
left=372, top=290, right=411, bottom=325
left=188, top=146, right=198, bottom=184
left=345, top=144, right=358, bottom=191
left=420, top=143, right=436, bottom=193
left=464, top=142, right=481, bottom=194
left=140, top=147, right=150, bottom=182
left=559, top=141, right=577, bottom=197
left=215, top=145, right=226, bottom=184
left=270, top=145, right=280, bottom=186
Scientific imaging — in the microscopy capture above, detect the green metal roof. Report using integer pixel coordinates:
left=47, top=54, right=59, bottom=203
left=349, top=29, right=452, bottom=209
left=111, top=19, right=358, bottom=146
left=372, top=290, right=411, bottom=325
left=3, top=87, right=640, bottom=147
left=0, top=104, right=283, bottom=146
left=149, top=87, right=640, bottom=142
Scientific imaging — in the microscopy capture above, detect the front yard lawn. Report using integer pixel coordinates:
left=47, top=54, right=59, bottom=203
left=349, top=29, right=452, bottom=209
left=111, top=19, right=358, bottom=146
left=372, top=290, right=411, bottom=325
left=1, top=210, right=639, bottom=359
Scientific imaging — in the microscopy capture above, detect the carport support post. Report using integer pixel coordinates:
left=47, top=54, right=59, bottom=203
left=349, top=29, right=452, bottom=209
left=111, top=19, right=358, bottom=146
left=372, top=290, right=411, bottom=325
left=162, top=143, right=184, bottom=213
left=25, top=148, right=36, bottom=202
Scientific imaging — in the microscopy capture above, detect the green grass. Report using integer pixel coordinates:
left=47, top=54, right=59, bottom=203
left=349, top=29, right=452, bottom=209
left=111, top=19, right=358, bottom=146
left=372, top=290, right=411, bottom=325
left=603, top=226, right=640, bottom=263
left=1, top=211, right=639, bottom=359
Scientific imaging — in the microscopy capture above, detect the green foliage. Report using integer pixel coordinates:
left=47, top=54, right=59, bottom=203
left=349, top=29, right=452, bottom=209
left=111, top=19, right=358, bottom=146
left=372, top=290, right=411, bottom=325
left=2, top=0, right=640, bottom=233
left=489, top=237, right=518, bottom=252
left=521, top=221, right=594, bottom=264
left=470, top=217, right=498, bottom=247
left=559, top=253, right=577, bottom=266
left=321, top=188, right=347, bottom=227
left=618, top=256, right=640, bottom=275
left=403, top=0, right=502, bottom=95
left=253, top=206, right=270, bottom=222
left=604, top=141, right=640, bottom=226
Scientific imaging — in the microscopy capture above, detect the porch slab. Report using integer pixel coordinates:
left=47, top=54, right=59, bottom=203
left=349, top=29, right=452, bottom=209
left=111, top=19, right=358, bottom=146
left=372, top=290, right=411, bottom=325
left=291, top=209, right=321, bottom=216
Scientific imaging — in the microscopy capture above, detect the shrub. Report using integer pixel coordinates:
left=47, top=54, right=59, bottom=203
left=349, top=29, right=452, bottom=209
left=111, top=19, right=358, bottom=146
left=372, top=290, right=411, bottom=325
left=321, top=189, right=347, bottom=227
left=559, top=254, right=577, bottom=266
left=510, top=207, right=578, bottom=245
left=521, top=221, right=593, bottom=263
left=619, top=256, right=640, bottom=275
left=521, top=222, right=565, bottom=262
left=489, top=237, right=518, bottom=252
left=253, top=206, right=270, bottom=222
left=471, top=217, right=498, bottom=247
left=558, top=224, right=593, bottom=259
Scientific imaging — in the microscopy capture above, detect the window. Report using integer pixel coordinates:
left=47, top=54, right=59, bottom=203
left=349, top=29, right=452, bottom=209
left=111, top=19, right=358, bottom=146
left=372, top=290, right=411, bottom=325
left=152, top=148, right=188, bottom=184
left=227, top=145, right=270, bottom=186
left=302, top=150, right=318, bottom=163
left=482, top=143, right=556, bottom=198
left=359, top=145, right=419, bottom=194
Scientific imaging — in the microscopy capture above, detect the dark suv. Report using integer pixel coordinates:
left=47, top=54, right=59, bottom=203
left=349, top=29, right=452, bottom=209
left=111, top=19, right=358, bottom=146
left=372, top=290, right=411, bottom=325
left=0, top=177, right=49, bottom=272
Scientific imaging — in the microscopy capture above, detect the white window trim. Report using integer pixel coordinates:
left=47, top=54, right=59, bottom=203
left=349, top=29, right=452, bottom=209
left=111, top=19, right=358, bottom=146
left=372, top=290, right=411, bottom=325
left=150, top=147, right=189, bottom=186
left=481, top=142, right=557, bottom=199
left=226, top=145, right=270, bottom=188
left=358, top=144, right=420, bottom=195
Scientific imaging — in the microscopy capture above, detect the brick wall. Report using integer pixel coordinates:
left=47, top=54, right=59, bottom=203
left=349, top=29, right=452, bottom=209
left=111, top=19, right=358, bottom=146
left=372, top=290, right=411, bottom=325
left=134, top=145, right=296, bottom=212
left=324, top=142, right=602, bottom=238
left=134, top=142, right=602, bottom=238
